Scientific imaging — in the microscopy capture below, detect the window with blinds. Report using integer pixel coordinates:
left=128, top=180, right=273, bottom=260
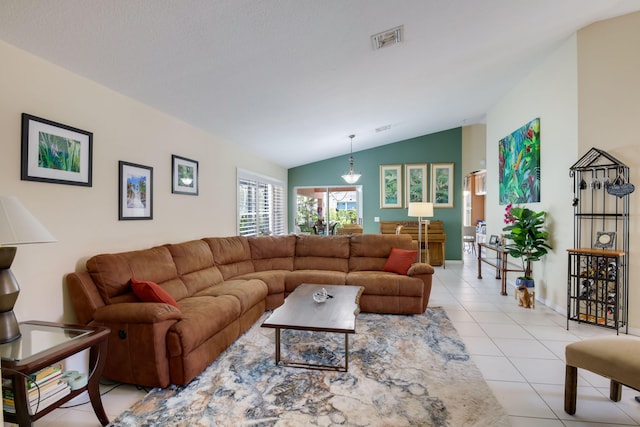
left=237, top=170, right=285, bottom=236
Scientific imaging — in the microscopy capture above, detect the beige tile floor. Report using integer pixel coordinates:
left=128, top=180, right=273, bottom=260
left=432, top=251, right=640, bottom=427
left=12, top=251, right=640, bottom=426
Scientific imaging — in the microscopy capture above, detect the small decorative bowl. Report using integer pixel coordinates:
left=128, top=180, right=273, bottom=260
left=312, top=291, right=328, bottom=303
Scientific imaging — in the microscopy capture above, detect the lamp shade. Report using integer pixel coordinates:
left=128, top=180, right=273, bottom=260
left=341, top=134, right=361, bottom=184
left=407, top=202, right=434, bottom=218
left=0, top=196, right=56, bottom=245
left=341, top=171, right=361, bottom=184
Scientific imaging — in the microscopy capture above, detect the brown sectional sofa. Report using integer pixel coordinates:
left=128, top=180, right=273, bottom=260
left=67, top=233, right=434, bottom=388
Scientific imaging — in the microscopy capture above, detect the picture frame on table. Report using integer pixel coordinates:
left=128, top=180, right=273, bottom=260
left=489, top=235, right=499, bottom=246
left=119, top=161, right=153, bottom=220
left=431, top=163, right=454, bottom=208
left=593, top=231, right=616, bottom=249
left=380, top=164, right=402, bottom=208
left=21, top=113, right=93, bottom=186
left=171, top=155, right=199, bottom=195
left=405, top=163, right=427, bottom=206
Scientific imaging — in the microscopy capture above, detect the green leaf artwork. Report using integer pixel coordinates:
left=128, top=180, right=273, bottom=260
left=498, top=118, right=541, bottom=205
left=38, top=131, right=81, bottom=172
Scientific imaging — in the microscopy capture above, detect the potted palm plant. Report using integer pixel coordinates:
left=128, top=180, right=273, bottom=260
left=502, top=204, right=552, bottom=288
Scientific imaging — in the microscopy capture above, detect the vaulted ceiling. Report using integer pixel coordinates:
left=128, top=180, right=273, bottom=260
left=1, top=1, right=639, bottom=168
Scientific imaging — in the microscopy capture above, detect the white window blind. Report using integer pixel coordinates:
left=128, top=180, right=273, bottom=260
left=237, top=170, right=285, bottom=236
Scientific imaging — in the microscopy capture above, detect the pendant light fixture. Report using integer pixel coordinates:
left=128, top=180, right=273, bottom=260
left=341, top=134, right=361, bottom=184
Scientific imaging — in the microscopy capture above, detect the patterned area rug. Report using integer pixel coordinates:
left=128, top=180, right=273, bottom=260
left=110, top=308, right=510, bottom=426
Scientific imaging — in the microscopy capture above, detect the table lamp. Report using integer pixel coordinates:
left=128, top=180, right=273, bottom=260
left=0, top=196, right=56, bottom=343
left=408, top=202, right=434, bottom=263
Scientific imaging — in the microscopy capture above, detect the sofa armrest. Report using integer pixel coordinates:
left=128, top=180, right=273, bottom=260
left=91, top=302, right=181, bottom=388
left=407, top=263, right=435, bottom=276
left=93, top=302, right=182, bottom=324
left=66, top=271, right=106, bottom=325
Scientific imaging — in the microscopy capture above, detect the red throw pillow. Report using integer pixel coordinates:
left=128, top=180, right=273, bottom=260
left=383, top=248, right=418, bottom=275
left=131, top=277, right=179, bottom=309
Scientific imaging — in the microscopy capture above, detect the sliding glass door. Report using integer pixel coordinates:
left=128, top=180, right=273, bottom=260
left=294, top=186, right=362, bottom=234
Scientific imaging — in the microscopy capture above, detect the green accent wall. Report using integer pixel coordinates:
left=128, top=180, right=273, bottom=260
left=288, top=127, right=463, bottom=261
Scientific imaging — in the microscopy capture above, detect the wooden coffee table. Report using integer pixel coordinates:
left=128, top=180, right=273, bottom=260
left=261, top=284, right=364, bottom=372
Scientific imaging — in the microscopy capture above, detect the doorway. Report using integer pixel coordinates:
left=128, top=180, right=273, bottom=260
left=294, top=186, right=363, bottom=234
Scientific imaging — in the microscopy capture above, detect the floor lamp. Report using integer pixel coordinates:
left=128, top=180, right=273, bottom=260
left=408, top=202, right=434, bottom=263
left=0, top=196, right=56, bottom=343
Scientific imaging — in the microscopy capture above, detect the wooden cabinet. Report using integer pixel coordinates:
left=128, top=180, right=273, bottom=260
left=474, top=171, right=486, bottom=195
left=464, top=171, right=485, bottom=227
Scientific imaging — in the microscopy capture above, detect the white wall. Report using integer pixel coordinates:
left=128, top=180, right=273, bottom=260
left=577, top=12, right=640, bottom=330
left=486, top=11, right=640, bottom=335
left=0, top=41, right=287, bottom=324
left=486, top=35, right=578, bottom=313
left=462, top=124, right=487, bottom=176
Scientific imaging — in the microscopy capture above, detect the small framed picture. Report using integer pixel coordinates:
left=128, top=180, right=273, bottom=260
left=21, top=113, right=93, bottom=186
left=172, top=155, right=199, bottom=195
left=431, top=163, right=454, bottom=208
left=380, top=164, right=403, bottom=208
left=119, top=161, right=153, bottom=220
left=405, top=163, right=428, bottom=206
left=594, top=231, right=616, bottom=249
left=489, top=235, right=499, bottom=246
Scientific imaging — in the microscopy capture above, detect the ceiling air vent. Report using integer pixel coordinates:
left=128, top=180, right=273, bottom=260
left=371, top=25, right=404, bottom=50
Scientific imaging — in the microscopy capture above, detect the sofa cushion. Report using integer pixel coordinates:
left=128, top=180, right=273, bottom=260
left=131, top=278, right=180, bottom=309
left=349, top=234, right=415, bottom=271
left=248, top=235, right=295, bottom=271
left=204, top=237, right=255, bottom=279
left=294, top=235, right=350, bottom=272
left=285, top=270, right=347, bottom=293
left=166, top=295, right=241, bottom=356
left=194, top=279, right=268, bottom=314
left=87, top=246, right=188, bottom=304
left=346, top=271, right=424, bottom=297
left=166, top=240, right=223, bottom=295
left=234, top=270, right=286, bottom=297
left=383, top=248, right=418, bottom=275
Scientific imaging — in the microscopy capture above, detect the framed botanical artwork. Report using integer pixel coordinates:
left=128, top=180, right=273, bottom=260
left=380, top=164, right=402, bottom=208
left=21, top=113, right=93, bottom=186
left=431, top=163, right=454, bottom=208
left=172, top=155, right=199, bottom=195
left=119, top=161, right=153, bottom=220
left=405, top=163, right=427, bottom=206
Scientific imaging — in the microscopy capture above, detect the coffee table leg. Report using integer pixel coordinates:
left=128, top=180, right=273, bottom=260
left=344, top=333, right=349, bottom=372
left=275, top=328, right=281, bottom=366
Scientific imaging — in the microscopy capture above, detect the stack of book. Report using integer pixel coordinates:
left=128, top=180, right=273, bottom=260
left=3, top=362, right=71, bottom=415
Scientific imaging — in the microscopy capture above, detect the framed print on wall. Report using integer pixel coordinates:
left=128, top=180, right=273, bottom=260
left=172, top=155, right=199, bottom=195
left=431, top=163, right=454, bottom=208
left=21, top=113, right=93, bottom=186
left=380, top=164, right=402, bottom=208
left=119, top=161, right=153, bottom=220
left=405, top=163, right=427, bottom=206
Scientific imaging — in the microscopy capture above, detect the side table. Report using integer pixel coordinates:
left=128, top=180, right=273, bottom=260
left=0, top=321, right=110, bottom=427
left=477, top=242, right=525, bottom=296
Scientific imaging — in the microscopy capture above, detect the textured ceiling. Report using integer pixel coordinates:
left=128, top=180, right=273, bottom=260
left=1, top=0, right=639, bottom=168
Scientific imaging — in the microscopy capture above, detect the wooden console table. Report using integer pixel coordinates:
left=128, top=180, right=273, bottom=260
left=477, top=243, right=525, bottom=296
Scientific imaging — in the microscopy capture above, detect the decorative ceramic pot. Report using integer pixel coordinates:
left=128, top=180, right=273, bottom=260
left=516, top=277, right=535, bottom=289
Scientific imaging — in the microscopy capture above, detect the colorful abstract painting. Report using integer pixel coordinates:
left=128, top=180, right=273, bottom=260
left=498, top=118, right=540, bottom=204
